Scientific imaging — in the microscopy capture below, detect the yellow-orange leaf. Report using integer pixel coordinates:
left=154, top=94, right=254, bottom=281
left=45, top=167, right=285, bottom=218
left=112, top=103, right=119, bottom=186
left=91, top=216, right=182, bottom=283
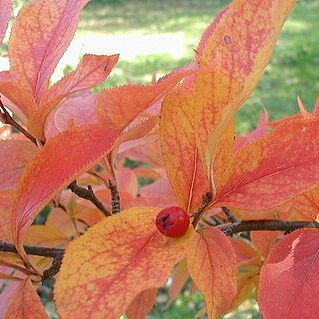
left=25, top=225, right=68, bottom=247
left=194, top=0, right=297, bottom=169
left=214, top=119, right=319, bottom=210
left=55, top=207, right=194, bottom=319
left=3, top=277, right=48, bottom=319
left=11, top=124, right=119, bottom=249
left=160, top=77, right=210, bottom=211
left=282, top=186, right=319, bottom=220
left=187, top=227, right=237, bottom=319
left=126, top=288, right=157, bottom=319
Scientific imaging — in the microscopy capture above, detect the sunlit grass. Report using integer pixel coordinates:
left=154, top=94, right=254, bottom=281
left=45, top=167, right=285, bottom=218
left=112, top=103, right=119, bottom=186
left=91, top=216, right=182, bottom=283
left=78, top=0, right=319, bottom=132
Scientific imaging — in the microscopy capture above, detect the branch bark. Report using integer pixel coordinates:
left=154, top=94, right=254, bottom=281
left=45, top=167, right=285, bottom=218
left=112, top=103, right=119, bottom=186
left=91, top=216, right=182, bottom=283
left=0, top=241, right=64, bottom=280
left=218, top=219, right=319, bottom=235
left=0, top=219, right=318, bottom=279
left=0, top=99, right=37, bottom=145
left=109, top=179, right=121, bottom=214
left=68, top=180, right=111, bottom=217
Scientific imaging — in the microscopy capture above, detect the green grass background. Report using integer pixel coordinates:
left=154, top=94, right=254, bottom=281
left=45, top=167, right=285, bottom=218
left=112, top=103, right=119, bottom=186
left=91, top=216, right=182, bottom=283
left=80, top=0, right=318, bottom=133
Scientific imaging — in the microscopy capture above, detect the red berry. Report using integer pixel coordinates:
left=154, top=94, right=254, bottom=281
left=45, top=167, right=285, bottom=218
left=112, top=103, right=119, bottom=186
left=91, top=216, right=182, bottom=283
left=156, top=207, right=190, bottom=238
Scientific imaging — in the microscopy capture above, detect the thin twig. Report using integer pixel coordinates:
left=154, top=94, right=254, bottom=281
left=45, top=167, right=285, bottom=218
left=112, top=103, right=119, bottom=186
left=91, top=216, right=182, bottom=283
left=109, top=179, right=121, bottom=214
left=191, top=192, right=213, bottom=227
left=0, top=99, right=37, bottom=145
left=0, top=241, right=64, bottom=281
left=0, top=241, right=64, bottom=258
left=42, top=251, right=64, bottom=281
left=217, top=219, right=319, bottom=235
left=68, top=180, right=111, bottom=217
left=221, top=207, right=239, bottom=223
left=0, top=219, right=318, bottom=279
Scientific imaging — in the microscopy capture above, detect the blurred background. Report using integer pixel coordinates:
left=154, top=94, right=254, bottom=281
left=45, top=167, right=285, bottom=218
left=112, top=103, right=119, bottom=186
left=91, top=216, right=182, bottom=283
left=1, top=0, right=318, bottom=133
left=1, top=0, right=318, bottom=318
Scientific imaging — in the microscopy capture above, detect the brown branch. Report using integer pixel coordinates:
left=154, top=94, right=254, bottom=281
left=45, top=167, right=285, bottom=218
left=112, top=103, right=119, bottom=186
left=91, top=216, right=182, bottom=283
left=191, top=192, right=213, bottom=227
left=0, top=241, right=64, bottom=258
left=221, top=207, right=239, bottom=223
left=109, top=179, right=121, bottom=214
left=0, top=240, right=64, bottom=280
left=68, top=180, right=111, bottom=217
left=0, top=219, right=318, bottom=279
left=217, top=219, right=319, bottom=235
left=0, top=99, right=37, bottom=145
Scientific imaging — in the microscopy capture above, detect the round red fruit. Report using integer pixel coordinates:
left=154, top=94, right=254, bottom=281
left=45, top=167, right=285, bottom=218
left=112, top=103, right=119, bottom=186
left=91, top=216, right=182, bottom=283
left=156, top=207, right=190, bottom=238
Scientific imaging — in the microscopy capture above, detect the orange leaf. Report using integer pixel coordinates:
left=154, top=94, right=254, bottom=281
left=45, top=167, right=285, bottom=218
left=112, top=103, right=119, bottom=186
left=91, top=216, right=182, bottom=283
left=3, top=277, right=48, bottom=319
left=160, top=77, right=210, bottom=211
left=235, top=112, right=269, bottom=151
left=168, top=259, right=189, bottom=301
left=46, top=207, right=83, bottom=238
left=9, top=0, right=89, bottom=99
left=187, top=227, right=237, bottom=318
left=29, top=54, right=119, bottom=137
left=2, top=0, right=116, bottom=139
left=44, top=90, right=98, bottom=139
left=211, top=119, right=235, bottom=194
left=228, top=238, right=260, bottom=311
left=282, top=186, right=319, bottom=221
left=126, top=288, right=157, bottom=319
left=0, top=0, right=11, bottom=44
left=96, top=66, right=193, bottom=132
left=258, top=229, right=319, bottom=319
left=42, top=54, right=119, bottom=105
left=11, top=124, right=119, bottom=249
left=194, top=0, right=297, bottom=169
left=25, top=225, right=68, bottom=247
left=251, top=230, right=283, bottom=258
left=0, top=139, right=37, bottom=192
left=122, top=139, right=163, bottom=168
left=0, top=189, right=14, bottom=241
left=214, top=118, right=319, bottom=210
left=116, top=115, right=159, bottom=154
left=55, top=207, right=194, bottom=319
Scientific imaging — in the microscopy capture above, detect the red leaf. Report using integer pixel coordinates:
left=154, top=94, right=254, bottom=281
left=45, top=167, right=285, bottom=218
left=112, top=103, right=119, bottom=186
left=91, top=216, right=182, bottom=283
left=0, top=189, right=14, bottom=241
left=0, top=0, right=11, bottom=44
left=43, top=54, right=119, bottom=104
left=251, top=230, right=283, bottom=258
left=0, top=139, right=37, bottom=192
left=214, top=119, right=319, bottom=210
left=126, top=288, right=157, bottom=319
left=44, top=90, right=98, bottom=139
left=9, top=0, right=90, bottom=99
left=2, top=277, right=48, bottom=319
left=11, top=124, right=119, bottom=249
left=258, top=229, right=319, bottom=319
